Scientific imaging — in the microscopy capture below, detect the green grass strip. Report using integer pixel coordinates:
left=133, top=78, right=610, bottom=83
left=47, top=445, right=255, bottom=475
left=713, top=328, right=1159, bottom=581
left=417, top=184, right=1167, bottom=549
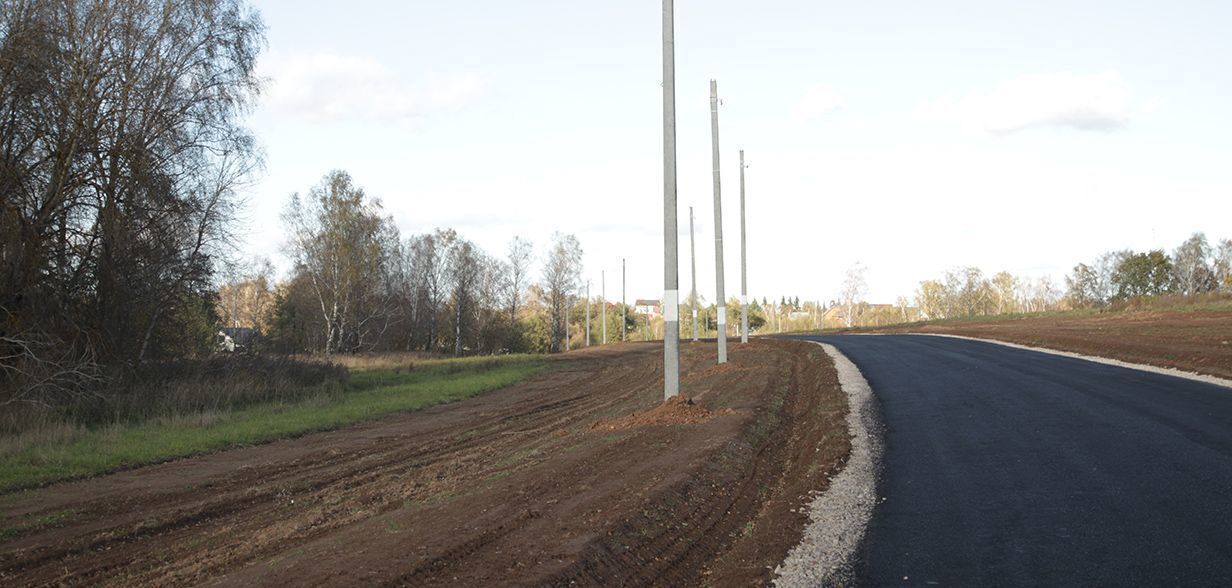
left=0, top=359, right=546, bottom=493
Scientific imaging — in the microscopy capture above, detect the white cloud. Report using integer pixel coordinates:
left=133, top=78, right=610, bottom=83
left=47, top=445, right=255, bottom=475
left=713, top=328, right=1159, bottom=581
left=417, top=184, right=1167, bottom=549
left=259, top=52, right=487, bottom=123
left=921, top=71, right=1132, bottom=134
left=791, top=84, right=844, bottom=121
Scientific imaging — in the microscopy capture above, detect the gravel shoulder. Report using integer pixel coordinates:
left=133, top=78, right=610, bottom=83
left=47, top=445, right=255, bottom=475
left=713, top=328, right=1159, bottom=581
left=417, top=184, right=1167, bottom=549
left=774, top=342, right=883, bottom=587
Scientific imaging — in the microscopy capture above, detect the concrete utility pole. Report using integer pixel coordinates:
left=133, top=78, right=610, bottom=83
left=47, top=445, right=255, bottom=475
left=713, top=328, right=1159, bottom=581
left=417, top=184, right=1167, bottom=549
left=585, top=280, right=591, bottom=347
left=739, top=149, right=749, bottom=344
left=622, top=259, right=627, bottom=342
left=602, top=270, right=607, bottom=345
left=690, top=206, right=698, bottom=342
left=565, top=293, right=571, bottom=351
left=662, top=0, right=680, bottom=399
left=710, top=79, right=727, bottom=364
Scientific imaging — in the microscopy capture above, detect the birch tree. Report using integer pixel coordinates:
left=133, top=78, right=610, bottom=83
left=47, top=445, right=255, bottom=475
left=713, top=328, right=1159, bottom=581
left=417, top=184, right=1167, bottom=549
left=839, top=263, right=868, bottom=328
left=1171, top=232, right=1216, bottom=296
left=505, top=237, right=533, bottom=327
left=1213, top=239, right=1232, bottom=292
left=408, top=229, right=457, bottom=352
left=991, top=271, right=1019, bottom=314
left=541, top=233, right=582, bottom=353
left=448, top=240, right=481, bottom=356
left=915, top=280, right=948, bottom=320
left=283, top=171, right=395, bottom=355
left=1065, top=263, right=1101, bottom=308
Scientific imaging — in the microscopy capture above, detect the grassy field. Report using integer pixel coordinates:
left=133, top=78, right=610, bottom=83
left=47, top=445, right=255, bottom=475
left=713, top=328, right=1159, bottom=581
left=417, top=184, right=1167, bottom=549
left=0, top=355, right=547, bottom=493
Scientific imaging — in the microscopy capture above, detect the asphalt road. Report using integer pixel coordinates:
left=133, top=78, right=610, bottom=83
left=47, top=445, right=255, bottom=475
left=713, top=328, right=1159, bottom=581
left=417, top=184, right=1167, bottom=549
left=799, top=334, right=1232, bottom=586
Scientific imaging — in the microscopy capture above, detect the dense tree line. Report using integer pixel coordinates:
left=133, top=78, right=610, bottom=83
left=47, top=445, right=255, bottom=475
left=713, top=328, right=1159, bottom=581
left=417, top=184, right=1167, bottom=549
left=1, top=0, right=263, bottom=404
left=909, top=232, right=1232, bottom=322
left=256, top=170, right=588, bottom=356
left=914, top=268, right=1062, bottom=320
left=1064, top=233, right=1232, bottom=308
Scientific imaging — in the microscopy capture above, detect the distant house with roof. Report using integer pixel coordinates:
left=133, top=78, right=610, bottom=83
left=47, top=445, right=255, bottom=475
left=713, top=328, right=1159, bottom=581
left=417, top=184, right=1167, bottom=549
left=634, top=299, right=662, bottom=318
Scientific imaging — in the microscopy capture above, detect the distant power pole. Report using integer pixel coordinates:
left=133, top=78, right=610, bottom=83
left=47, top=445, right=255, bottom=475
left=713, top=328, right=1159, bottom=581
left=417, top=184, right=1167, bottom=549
left=602, top=270, right=607, bottom=344
left=585, top=280, right=591, bottom=347
left=662, top=0, right=680, bottom=399
left=739, top=149, right=749, bottom=344
left=622, top=259, right=627, bottom=342
left=690, top=206, right=698, bottom=342
left=565, top=293, right=571, bottom=351
left=710, top=79, right=727, bottom=364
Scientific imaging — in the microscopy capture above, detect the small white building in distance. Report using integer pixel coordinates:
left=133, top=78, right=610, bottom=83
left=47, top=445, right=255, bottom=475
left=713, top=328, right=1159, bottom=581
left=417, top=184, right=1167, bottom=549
left=634, top=299, right=662, bottom=318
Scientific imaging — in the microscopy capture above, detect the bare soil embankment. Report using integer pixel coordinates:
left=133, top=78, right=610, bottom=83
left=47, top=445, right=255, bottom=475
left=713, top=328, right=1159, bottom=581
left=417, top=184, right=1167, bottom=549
left=868, top=308, right=1232, bottom=380
left=0, top=339, right=847, bottom=587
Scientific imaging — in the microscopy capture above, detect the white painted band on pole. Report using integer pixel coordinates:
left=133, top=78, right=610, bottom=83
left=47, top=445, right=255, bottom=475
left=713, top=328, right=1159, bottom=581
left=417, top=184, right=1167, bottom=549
left=664, top=289, right=679, bottom=321
left=742, top=295, right=747, bottom=306
left=717, top=305, right=727, bottom=325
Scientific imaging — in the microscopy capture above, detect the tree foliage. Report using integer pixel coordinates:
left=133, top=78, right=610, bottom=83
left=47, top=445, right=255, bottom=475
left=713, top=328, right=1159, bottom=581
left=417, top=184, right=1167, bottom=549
left=839, top=263, right=868, bottom=328
left=1, top=0, right=263, bottom=403
left=915, top=268, right=1059, bottom=320
left=1111, top=250, right=1173, bottom=300
left=283, top=171, right=397, bottom=354
left=540, top=233, right=583, bottom=353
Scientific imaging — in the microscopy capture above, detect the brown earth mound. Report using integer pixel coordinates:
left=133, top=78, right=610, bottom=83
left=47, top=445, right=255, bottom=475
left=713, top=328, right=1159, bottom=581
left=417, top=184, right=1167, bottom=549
left=590, top=395, right=734, bottom=430
left=684, top=361, right=745, bottom=380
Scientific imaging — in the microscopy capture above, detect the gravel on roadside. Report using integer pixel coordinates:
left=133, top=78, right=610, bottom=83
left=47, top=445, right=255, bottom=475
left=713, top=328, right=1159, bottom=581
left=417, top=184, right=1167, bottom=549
left=773, top=342, right=884, bottom=587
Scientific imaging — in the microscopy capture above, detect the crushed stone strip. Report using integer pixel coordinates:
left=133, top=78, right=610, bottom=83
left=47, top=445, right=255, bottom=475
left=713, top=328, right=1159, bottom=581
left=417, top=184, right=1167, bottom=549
left=911, top=333, right=1232, bottom=390
left=774, top=342, right=884, bottom=587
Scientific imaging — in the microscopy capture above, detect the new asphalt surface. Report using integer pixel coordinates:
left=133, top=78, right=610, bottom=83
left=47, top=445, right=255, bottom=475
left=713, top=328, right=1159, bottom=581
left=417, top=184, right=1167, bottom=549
left=796, top=334, right=1232, bottom=586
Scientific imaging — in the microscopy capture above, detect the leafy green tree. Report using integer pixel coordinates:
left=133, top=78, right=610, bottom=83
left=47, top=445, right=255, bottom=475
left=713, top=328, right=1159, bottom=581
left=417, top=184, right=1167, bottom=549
left=746, top=300, right=768, bottom=331
left=1112, top=250, right=1173, bottom=299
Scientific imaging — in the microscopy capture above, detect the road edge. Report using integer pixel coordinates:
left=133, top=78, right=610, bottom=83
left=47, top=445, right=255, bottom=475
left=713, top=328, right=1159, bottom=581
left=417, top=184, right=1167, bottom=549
left=909, top=333, right=1232, bottom=390
left=773, top=342, right=884, bottom=587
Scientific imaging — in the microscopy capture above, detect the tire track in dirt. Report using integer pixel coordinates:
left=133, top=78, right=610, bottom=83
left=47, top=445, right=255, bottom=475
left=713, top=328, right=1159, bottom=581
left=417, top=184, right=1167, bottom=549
left=1, top=340, right=849, bottom=587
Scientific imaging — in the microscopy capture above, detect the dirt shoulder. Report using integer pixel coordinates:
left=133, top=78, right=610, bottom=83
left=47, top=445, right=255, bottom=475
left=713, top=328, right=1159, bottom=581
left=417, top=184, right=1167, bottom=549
left=865, top=309, right=1232, bottom=380
left=0, top=340, right=848, bottom=587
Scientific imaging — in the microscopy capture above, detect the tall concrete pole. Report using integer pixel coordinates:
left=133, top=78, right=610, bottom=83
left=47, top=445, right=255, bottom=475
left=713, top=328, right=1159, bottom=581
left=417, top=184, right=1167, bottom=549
left=690, top=206, right=698, bottom=342
left=662, top=0, right=680, bottom=399
left=565, top=292, right=571, bottom=351
left=709, top=79, right=727, bottom=364
left=622, top=259, right=627, bottom=342
left=585, top=280, right=591, bottom=347
left=602, top=270, right=607, bottom=345
left=739, top=149, right=749, bottom=344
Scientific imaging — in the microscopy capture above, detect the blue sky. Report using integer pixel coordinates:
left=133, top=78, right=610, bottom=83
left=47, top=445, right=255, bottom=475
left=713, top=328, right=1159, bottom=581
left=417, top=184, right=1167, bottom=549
left=241, top=0, right=1232, bottom=303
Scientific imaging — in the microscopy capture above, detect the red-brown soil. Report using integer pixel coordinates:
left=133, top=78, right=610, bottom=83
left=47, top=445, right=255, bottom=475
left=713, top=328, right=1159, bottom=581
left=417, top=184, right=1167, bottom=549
left=873, top=308, right=1232, bottom=379
left=0, top=339, right=848, bottom=587
left=590, top=395, right=735, bottom=430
